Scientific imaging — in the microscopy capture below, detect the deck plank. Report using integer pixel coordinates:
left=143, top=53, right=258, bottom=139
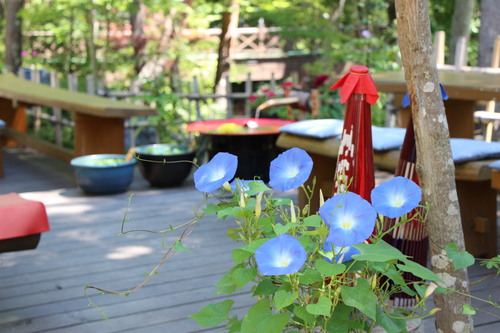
left=1, top=147, right=499, bottom=332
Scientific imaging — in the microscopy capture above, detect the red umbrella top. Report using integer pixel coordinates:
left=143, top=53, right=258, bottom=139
left=330, top=65, right=379, bottom=202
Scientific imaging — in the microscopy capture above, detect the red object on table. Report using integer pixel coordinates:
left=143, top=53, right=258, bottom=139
left=330, top=65, right=379, bottom=201
left=0, top=193, right=50, bottom=252
left=186, top=118, right=294, bottom=136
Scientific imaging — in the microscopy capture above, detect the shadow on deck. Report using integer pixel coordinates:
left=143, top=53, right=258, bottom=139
left=0, top=147, right=499, bottom=332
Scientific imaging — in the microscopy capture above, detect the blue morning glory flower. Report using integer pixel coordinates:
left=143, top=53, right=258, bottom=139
left=324, top=242, right=361, bottom=263
left=370, top=176, right=422, bottom=218
left=194, top=152, right=238, bottom=192
left=319, top=192, right=377, bottom=247
left=269, top=148, right=313, bottom=192
left=229, top=179, right=264, bottom=193
left=255, top=234, right=307, bottom=276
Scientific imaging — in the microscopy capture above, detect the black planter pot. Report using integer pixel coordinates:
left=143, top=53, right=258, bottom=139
left=207, top=134, right=282, bottom=183
left=134, top=144, right=196, bottom=188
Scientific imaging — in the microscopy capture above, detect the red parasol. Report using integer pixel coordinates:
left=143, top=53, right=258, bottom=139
left=330, top=65, right=379, bottom=201
left=383, top=118, right=427, bottom=307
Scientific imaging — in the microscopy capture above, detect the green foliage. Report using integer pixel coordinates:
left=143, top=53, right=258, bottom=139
left=445, top=243, right=475, bottom=271
left=188, top=183, right=447, bottom=332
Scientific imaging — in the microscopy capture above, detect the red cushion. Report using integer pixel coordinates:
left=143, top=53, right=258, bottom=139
left=0, top=193, right=50, bottom=240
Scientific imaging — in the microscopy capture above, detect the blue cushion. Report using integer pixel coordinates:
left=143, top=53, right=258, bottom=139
left=488, top=160, right=500, bottom=170
left=279, top=119, right=344, bottom=139
left=0, top=119, right=5, bottom=127
left=450, top=138, right=500, bottom=163
left=371, top=126, right=406, bottom=151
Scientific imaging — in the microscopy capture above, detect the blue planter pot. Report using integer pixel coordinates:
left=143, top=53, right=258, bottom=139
left=70, top=154, right=136, bottom=194
left=134, top=144, right=195, bottom=188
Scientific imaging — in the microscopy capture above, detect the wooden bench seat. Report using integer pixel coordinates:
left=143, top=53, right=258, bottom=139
left=0, top=73, right=156, bottom=165
left=277, top=132, right=498, bottom=257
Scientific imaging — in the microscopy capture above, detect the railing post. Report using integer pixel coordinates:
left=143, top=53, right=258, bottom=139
left=50, top=72, right=63, bottom=147
left=67, top=73, right=78, bottom=92
left=86, top=75, right=96, bottom=95
left=225, top=75, right=233, bottom=118
left=244, top=73, right=252, bottom=117
left=434, top=30, right=446, bottom=65
left=31, top=69, right=42, bottom=135
left=192, top=76, right=202, bottom=120
left=258, top=18, right=266, bottom=54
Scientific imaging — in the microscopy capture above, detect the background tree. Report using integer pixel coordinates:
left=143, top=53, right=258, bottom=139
left=449, top=0, right=475, bottom=65
left=395, top=0, right=473, bottom=331
left=478, top=0, right=500, bottom=67
left=4, top=0, right=24, bottom=74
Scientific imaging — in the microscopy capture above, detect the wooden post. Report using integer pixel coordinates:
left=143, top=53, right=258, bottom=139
left=484, top=35, right=500, bottom=142
left=50, top=72, right=63, bottom=147
left=31, top=69, right=42, bottom=135
left=225, top=75, right=233, bottom=118
left=192, top=76, right=202, bottom=120
left=434, top=30, right=446, bottom=65
left=394, top=0, right=473, bottom=331
left=257, top=18, right=266, bottom=54
left=244, top=73, right=252, bottom=117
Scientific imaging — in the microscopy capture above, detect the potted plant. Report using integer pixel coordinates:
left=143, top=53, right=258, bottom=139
left=70, top=154, right=136, bottom=194
left=132, top=76, right=199, bottom=188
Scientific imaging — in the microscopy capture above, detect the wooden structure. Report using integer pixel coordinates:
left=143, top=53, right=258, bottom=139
left=371, top=69, right=500, bottom=139
left=0, top=73, right=156, bottom=164
left=277, top=133, right=498, bottom=258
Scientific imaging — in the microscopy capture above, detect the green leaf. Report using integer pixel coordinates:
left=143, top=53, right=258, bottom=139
left=352, top=241, right=407, bottom=262
left=462, top=303, right=476, bottom=315
left=246, top=181, right=271, bottom=195
left=241, top=299, right=290, bottom=333
left=253, top=279, right=279, bottom=296
left=189, top=300, right=234, bottom=327
left=274, top=223, right=300, bottom=235
left=232, top=248, right=253, bottom=264
left=375, top=307, right=407, bottom=333
left=203, top=203, right=220, bottom=215
left=172, top=241, right=189, bottom=252
left=232, top=267, right=257, bottom=289
left=315, top=259, right=346, bottom=277
left=227, top=315, right=242, bottom=333
left=303, top=215, right=322, bottom=227
left=293, top=305, right=316, bottom=325
left=298, top=268, right=324, bottom=284
left=446, top=243, right=475, bottom=271
left=241, top=238, right=269, bottom=253
left=273, top=290, right=298, bottom=310
left=215, top=265, right=240, bottom=295
left=306, top=296, right=332, bottom=316
left=397, top=260, right=443, bottom=283
left=340, top=278, right=377, bottom=320
left=326, top=304, right=354, bottom=333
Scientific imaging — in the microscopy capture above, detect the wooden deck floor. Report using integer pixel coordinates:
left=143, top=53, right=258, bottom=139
left=0, top=147, right=499, bottom=332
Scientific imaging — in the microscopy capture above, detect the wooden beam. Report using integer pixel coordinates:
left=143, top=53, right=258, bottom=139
left=4, top=127, right=74, bottom=163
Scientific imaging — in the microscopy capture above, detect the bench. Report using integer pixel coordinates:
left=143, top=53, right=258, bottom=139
left=0, top=73, right=156, bottom=167
left=277, top=122, right=500, bottom=258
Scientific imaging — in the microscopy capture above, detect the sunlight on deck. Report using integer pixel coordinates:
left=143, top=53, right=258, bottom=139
left=106, top=245, right=154, bottom=260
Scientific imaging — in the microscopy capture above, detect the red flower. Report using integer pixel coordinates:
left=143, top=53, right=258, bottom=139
left=282, top=81, right=293, bottom=89
left=248, top=95, right=257, bottom=102
left=266, top=91, right=276, bottom=98
left=313, top=75, right=330, bottom=88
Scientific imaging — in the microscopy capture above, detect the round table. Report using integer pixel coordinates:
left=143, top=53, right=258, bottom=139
left=187, top=118, right=294, bottom=182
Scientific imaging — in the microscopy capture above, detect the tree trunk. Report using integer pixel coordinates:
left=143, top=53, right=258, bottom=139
left=213, top=0, right=240, bottom=92
left=129, top=0, right=147, bottom=77
left=449, top=0, right=475, bottom=64
left=478, top=0, right=500, bottom=67
left=4, top=0, right=24, bottom=74
left=394, top=1, right=473, bottom=332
